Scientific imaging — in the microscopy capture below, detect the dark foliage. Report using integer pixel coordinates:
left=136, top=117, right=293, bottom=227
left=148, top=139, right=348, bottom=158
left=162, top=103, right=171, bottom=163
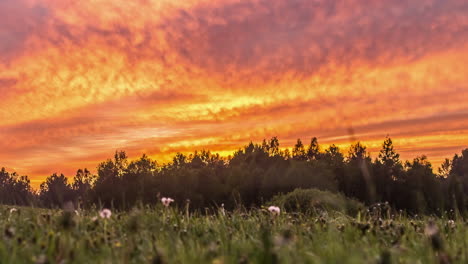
left=0, top=137, right=467, bottom=215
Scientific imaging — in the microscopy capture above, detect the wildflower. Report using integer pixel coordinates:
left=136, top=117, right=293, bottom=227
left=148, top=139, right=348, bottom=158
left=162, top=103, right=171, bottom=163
left=447, top=220, right=456, bottom=229
left=220, top=203, right=226, bottom=216
left=99, top=209, right=112, bottom=219
left=161, top=197, right=175, bottom=207
left=9, top=208, right=17, bottom=214
left=268, top=206, right=281, bottom=216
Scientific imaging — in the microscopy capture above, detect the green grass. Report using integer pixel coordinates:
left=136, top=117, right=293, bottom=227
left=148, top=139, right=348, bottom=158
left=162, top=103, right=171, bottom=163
left=0, top=205, right=467, bottom=264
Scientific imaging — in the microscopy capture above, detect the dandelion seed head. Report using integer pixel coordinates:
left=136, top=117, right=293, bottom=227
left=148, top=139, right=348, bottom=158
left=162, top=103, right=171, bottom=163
left=268, top=206, right=281, bottom=215
left=447, top=220, right=456, bottom=229
left=99, top=209, right=112, bottom=219
left=161, top=197, right=175, bottom=207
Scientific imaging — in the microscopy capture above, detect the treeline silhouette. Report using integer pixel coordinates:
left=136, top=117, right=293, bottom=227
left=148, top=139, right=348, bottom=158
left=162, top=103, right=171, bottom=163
left=1, top=137, right=467, bottom=215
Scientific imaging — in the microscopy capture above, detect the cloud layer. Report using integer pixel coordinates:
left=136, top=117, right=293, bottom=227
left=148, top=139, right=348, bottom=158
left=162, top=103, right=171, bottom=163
left=1, top=0, right=467, bottom=186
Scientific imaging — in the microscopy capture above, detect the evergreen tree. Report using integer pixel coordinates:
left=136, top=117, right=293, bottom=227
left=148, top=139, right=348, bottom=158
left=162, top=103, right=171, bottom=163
left=292, top=139, right=307, bottom=161
left=306, top=137, right=320, bottom=161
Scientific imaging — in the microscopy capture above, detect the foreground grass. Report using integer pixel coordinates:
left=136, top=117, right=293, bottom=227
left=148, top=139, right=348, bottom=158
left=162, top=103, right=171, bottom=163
left=0, top=205, right=467, bottom=264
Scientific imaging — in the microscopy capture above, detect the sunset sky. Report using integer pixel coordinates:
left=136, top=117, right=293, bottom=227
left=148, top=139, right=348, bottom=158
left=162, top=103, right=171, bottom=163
left=1, top=0, right=467, bottom=187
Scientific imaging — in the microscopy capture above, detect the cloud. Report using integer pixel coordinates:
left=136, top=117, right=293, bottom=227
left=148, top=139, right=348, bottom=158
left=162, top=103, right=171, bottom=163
left=161, top=0, right=468, bottom=81
left=0, top=0, right=467, bottom=186
left=0, top=78, right=18, bottom=98
left=0, top=0, right=50, bottom=63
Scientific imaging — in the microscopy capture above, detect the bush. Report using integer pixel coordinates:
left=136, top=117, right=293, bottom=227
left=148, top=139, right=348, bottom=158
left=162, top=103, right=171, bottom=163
left=269, top=188, right=364, bottom=216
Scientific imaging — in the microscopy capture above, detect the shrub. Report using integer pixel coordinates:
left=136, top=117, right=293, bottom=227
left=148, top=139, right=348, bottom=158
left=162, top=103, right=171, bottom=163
left=269, top=188, right=364, bottom=216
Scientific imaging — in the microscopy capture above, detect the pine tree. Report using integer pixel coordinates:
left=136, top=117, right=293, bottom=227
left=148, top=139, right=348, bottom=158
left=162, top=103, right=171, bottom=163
left=307, top=137, right=320, bottom=161
left=292, top=139, right=307, bottom=161
left=378, top=137, right=400, bottom=166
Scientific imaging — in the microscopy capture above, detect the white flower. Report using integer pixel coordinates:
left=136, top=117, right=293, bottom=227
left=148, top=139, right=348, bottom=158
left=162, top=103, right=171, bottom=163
left=9, top=208, right=17, bottom=214
left=268, top=206, right=281, bottom=216
left=99, top=208, right=112, bottom=219
left=220, top=203, right=225, bottom=216
left=161, top=197, right=175, bottom=207
left=447, top=220, right=456, bottom=229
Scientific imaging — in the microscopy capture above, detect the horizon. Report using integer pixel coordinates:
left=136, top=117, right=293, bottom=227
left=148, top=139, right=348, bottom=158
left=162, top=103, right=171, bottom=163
left=19, top=136, right=467, bottom=189
left=1, top=0, right=467, bottom=186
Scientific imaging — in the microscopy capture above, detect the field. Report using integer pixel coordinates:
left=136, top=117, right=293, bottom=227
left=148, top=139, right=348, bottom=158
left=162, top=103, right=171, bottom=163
left=0, top=205, right=467, bottom=264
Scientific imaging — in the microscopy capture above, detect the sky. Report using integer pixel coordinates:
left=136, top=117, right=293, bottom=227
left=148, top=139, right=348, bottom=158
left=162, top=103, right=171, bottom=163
left=0, top=0, right=467, bottom=187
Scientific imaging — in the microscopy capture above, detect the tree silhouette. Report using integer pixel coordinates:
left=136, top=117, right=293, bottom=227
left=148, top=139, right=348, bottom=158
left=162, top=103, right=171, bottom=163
left=292, top=139, right=307, bottom=161
left=0, top=138, right=467, bottom=215
left=306, top=137, right=320, bottom=161
left=40, top=173, right=73, bottom=208
left=72, top=168, right=96, bottom=207
left=0, top=168, right=33, bottom=205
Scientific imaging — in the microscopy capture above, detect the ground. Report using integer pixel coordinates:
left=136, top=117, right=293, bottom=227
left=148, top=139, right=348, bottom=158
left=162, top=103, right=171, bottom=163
left=0, top=206, right=466, bottom=263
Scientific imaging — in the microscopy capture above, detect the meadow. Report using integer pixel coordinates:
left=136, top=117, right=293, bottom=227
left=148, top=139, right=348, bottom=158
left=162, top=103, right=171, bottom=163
left=1, top=139, right=467, bottom=263
left=1, top=204, right=466, bottom=264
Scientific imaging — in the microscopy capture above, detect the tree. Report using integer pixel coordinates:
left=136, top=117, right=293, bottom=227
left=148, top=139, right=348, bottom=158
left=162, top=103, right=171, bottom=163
left=123, top=154, right=158, bottom=205
left=403, top=156, right=442, bottom=213
left=261, top=139, right=270, bottom=153
left=172, top=153, right=188, bottom=168
left=40, top=173, right=73, bottom=208
left=438, top=159, right=452, bottom=178
left=347, top=142, right=369, bottom=161
left=346, top=142, right=375, bottom=203
left=269, top=137, right=280, bottom=156
left=378, top=137, right=400, bottom=166
left=72, top=168, right=96, bottom=207
left=306, top=137, right=320, bottom=161
left=447, top=149, right=468, bottom=214
left=0, top=137, right=466, bottom=215
left=0, top=168, right=34, bottom=205
left=93, top=150, right=129, bottom=208
left=292, top=139, right=307, bottom=161
left=375, top=137, right=403, bottom=203
left=322, top=145, right=344, bottom=166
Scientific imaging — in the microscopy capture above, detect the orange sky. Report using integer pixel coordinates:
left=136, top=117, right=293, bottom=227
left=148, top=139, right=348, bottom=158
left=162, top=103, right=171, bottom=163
left=1, top=0, right=467, bottom=188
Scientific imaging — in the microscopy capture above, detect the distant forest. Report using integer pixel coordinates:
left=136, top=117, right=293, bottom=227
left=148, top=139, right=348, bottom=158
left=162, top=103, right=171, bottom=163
left=1, top=137, right=467, bottom=215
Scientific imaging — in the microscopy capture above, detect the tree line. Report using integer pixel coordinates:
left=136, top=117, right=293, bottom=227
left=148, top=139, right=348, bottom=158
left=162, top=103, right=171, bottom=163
left=1, top=137, right=467, bottom=215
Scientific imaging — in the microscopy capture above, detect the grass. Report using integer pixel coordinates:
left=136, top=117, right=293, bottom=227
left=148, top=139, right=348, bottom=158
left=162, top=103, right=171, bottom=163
left=0, top=205, right=467, bottom=264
